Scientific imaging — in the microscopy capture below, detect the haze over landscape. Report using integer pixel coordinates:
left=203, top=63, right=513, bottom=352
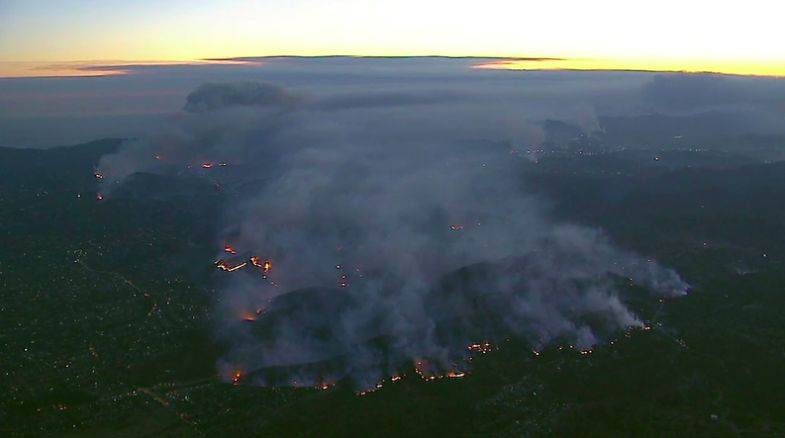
left=1, top=1, right=784, bottom=436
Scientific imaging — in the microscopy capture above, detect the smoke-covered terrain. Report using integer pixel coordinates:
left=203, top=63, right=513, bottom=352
left=3, top=58, right=785, bottom=436
left=97, top=78, right=687, bottom=389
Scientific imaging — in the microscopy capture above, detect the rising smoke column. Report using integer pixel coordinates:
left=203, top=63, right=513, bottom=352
left=97, top=80, right=688, bottom=390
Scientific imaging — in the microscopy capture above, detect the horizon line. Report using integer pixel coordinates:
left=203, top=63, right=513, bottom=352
left=1, top=55, right=784, bottom=79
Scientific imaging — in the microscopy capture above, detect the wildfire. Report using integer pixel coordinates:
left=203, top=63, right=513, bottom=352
left=215, top=259, right=247, bottom=272
left=200, top=161, right=228, bottom=169
left=447, top=371, right=465, bottom=379
left=231, top=369, right=243, bottom=384
left=250, top=256, right=272, bottom=278
left=223, top=244, right=238, bottom=254
left=467, top=341, right=493, bottom=354
left=356, top=382, right=384, bottom=396
left=391, top=375, right=402, bottom=382
left=240, top=308, right=264, bottom=322
left=250, top=256, right=271, bottom=271
left=414, top=359, right=439, bottom=381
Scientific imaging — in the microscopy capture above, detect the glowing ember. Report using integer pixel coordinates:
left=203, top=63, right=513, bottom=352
left=240, top=308, right=264, bottom=322
left=355, top=383, right=384, bottom=396
left=467, top=341, right=493, bottom=354
left=414, top=359, right=438, bottom=381
left=200, top=161, right=229, bottom=168
left=215, top=259, right=247, bottom=272
left=447, top=371, right=465, bottom=378
left=231, top=369, right=243, bottom=384
left=94, top=172, right=104, bottom=179
left=250, top=256, right=271, bottom=272
left=223, top=244, right=238, bottom=254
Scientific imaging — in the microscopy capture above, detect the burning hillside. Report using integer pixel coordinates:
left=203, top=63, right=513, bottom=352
left=96, top=81, right=688, bottom=392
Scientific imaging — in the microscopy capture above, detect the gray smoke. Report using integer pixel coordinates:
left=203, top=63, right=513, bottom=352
left=184, top=81, right=303, bottom=113
left=97, top=80, right=688, bottom=389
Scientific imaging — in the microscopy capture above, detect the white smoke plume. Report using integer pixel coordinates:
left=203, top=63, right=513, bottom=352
left=97, top=79, right=688, bottom=389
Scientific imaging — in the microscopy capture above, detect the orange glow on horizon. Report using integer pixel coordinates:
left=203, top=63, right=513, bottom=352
left=473, top=57, right=785, bottom=78
left=1, top=56, right=783, bottom=79
left=0, top=59, right=258, bottom=78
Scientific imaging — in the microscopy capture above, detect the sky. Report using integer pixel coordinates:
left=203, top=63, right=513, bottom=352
left=1, top=0, right=784, bottom=77
left=2, top=56, right=784, bottom=148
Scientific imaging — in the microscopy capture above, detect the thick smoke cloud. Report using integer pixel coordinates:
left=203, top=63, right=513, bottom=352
left=184, top=82, right=303, bottom=113
left=642, top=74, right=785, bottom=112
left=97, top=78, right=688, bottom=389
left=5, top=57, right=785, bottom=148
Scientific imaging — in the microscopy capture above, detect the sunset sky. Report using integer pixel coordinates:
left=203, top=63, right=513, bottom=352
left=1, top=0, right=784, bottom=77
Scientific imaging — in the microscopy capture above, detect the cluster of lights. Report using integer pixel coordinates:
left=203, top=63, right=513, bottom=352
left=356, top=381, right=385, bottom=397
left=335, top=264, right=350, bottom=288
left=467, top=341, right=493, bottom=354
left=91, top=156, right=231, bottom=201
